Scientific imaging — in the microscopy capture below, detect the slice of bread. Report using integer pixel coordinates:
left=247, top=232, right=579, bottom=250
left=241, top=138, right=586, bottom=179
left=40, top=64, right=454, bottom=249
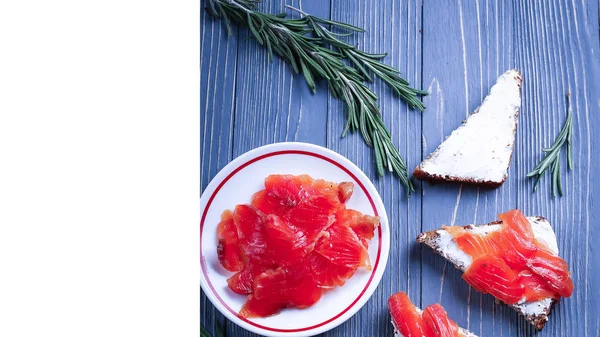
left=414, top=69, right=522, bottom=188
left=417, top=216, right=558, bottom=330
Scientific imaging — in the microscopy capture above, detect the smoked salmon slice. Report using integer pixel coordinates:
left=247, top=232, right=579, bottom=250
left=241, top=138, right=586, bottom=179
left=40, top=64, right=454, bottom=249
left=227, top=262, right=266, bottom=295
left=251, top=189, right=290, bottom=217
left=316, top=221, right=370, bottom=269
left=305, top=251, right=355, bottom=288
left=285, top=194, right=338, bottom=243
left=262, top=214, right=311, bottom=264
left=336, top=209, right=379, bottom=248
left=422, top=304, right=459, bottom=337
left=388, top=292, right=476, bottom=337
left=337, top=181, right=354, bottom=203
left=526, top=248, right=574, bottom=297
left=443, top=225, right=500, bottom=259
left=388, top=292, right=425, bottom=337
left=216, top=210, right=245, bottom=272
left=518, top=270, right=557, bottom=302
left=263, top=174, right=313, bottom=207
left=462, top=254, right=525, bottom=304
left=232, top=204, right=267, bottom=259
left=250, top=264, right=322, bottom=311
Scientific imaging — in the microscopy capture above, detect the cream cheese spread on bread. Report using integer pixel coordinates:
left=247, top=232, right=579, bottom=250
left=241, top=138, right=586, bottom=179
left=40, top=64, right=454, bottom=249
left=421, top=217, right=557, bottom=324
left=414, top=69, right=522, bottom=187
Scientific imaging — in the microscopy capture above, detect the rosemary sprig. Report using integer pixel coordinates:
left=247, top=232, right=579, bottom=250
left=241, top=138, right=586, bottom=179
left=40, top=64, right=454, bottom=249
left=289, top=6, right=427, bottom=111
left=205, top=0, right=428, bottom=193
left=201, top=320, right=226, bottom=337
left=527, top=92, right=574, bottom=197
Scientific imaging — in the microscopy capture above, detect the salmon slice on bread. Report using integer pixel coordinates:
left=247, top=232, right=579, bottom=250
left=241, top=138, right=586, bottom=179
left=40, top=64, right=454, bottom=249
left=414, top=69, right=522, bottom=188
left=388, top=291, right=478, bottom=337
left=417, top=214, right=570, bottom=330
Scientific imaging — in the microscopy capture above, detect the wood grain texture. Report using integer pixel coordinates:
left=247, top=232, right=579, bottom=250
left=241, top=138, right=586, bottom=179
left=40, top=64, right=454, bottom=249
left=512, top=1, right=600, bottom=335
left=421, top=1, right=518, bottom=336
left=325, top=1, right=423, bottom=336
left=200, top=4, right=238, bottom=336
left=232, top=0, right=330, bottom=161
left=201, top=0, right=600, bottom=335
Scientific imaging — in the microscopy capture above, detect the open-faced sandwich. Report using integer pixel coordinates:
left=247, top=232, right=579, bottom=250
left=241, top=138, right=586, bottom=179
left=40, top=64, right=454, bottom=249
left=388, top=291, right=477, bottom=337
left=417, top=209, right=574, bottom=330
left=413, top=69, right=522, bottom=188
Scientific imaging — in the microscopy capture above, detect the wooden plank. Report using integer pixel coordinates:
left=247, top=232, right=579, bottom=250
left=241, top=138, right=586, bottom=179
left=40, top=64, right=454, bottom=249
left=200, top=6, right=238, bottom=190
left=513, top=0, right=600, bottom=335
left=227, top=1, right=331, bottom=336
left=421, top=1, right=518, bottom=336
left=231, top=0, right=330, bottom=159
left=200, top=4, right=239, bottom=336
left=327, top=1, right=423, bottom=336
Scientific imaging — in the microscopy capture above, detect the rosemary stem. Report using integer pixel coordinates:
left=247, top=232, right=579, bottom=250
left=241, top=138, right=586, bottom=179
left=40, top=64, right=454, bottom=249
left=528, top=90, right=574, bottom=197
left=285, top=5, right=308, bottom=17
left=227, top=0, right=252, bottom=13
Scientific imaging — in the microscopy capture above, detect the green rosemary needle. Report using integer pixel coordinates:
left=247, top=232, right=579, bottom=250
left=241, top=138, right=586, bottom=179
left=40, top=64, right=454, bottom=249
left=201, top=321, right=226, bottom=337
left=201, top=326, right=211, bottom=337
left=205, top=0, right=427, bottom=193
left=527, top=92, right=574, bottom=197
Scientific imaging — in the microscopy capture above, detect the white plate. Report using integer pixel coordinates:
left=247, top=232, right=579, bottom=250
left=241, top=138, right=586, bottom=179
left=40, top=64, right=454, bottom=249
left=200, top=142, right=390, bottom=337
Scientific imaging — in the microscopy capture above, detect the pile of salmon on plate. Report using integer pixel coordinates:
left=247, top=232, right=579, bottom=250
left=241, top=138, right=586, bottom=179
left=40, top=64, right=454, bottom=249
left=216, top=174, right=379, bottom=318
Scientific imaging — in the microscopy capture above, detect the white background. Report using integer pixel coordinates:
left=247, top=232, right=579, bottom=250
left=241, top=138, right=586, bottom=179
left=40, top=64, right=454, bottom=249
left=0, top=1, right=200, bottom=336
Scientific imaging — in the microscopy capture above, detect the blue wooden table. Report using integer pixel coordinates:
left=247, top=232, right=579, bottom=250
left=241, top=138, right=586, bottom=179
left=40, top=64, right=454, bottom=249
left=201, top=1, right=600, bottom=336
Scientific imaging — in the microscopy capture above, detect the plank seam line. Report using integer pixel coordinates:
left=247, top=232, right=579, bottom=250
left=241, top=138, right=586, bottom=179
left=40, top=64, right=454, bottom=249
left=230, top=22, right=241, bottom=162
left=457, top=0, right=470, bottom=118
left=419, top=0, right=425, bottom=310
left=327, top=0, right=333, bottom=148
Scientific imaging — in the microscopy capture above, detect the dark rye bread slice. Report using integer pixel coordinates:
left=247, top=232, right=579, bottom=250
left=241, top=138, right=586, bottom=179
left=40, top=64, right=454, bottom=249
left=417, top=217, right=558, bottom=330
left=413, top=69, right=522, bottom=188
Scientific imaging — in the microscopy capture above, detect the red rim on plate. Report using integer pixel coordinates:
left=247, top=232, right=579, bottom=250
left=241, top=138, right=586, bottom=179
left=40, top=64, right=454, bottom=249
left=200, top=144, right=387, bottom=335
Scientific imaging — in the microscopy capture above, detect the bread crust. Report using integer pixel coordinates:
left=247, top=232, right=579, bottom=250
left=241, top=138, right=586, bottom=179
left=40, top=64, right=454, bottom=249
left=412, top=167, right=507, bottom=188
